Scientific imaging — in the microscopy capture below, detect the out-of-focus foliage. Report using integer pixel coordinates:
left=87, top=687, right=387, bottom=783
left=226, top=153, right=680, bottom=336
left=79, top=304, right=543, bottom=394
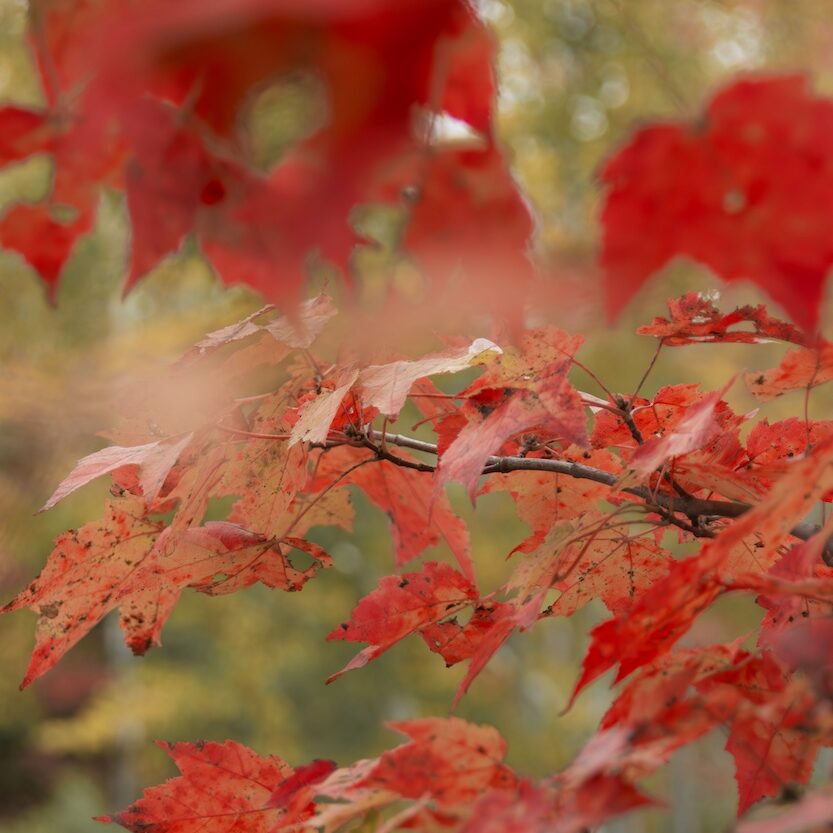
left=0, top=1, right=831, bottom=831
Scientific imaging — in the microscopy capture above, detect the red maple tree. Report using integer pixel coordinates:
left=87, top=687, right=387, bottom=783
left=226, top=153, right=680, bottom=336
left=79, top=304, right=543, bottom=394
left=3, top=1, right=833, bottom=831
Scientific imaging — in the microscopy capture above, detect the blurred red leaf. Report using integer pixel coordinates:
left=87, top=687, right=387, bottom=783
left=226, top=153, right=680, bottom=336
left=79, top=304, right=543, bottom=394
left=603, top=76, right=833, bottom=333
left=1, top=0, right=533, bottom=318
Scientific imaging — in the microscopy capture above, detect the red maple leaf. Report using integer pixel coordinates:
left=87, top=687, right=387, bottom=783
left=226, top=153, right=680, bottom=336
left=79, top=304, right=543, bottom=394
left=602, top=76, right=833, bottom=333
left=326, top=560, right=478, bottom=681
left=0, top=0, right=533, bottom=318
left=267, top=759, right=337, bottom=809
left=570, top=434, right=833, bottom=704
left=438, top=364, right=587, bottom=500
left=745, top=340, right=833, bottom=401
left=309, top=445, right=476, bottom=582
left=628, top=382, right=731, bottom=478
left=698, top=652, right=820, bottom=814
left=4, top=497, right=330, bottom=687
left=42, top=433, right=193, bottom=510
left=97, top=739, right=319, bottom=832
left=637, top=293, right=808, bottom=347
left=355, top=717, right=513, bottom=808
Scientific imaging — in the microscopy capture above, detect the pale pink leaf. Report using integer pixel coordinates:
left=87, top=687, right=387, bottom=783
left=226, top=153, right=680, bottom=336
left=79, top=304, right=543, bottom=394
left=359, top=337, right=501, bottom=416
left=290, top=370, right=358, bottom=447
left=42, top=432, right=193, bottom=511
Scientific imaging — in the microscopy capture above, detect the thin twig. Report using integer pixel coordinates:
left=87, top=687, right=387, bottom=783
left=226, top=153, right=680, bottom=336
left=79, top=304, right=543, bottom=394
left=632, top=341, right=663, bottom=401
left=615, top=396, right=644, bottom=445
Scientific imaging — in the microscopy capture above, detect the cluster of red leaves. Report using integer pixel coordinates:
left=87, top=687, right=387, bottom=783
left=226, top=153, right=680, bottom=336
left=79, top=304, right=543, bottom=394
left=4, top=289, right=833, bottom=830
left=0, top=0, right=532, bottom=321
left=6, top=3, right=833, bottom=831
left=95, top=716, right=653, bottom=833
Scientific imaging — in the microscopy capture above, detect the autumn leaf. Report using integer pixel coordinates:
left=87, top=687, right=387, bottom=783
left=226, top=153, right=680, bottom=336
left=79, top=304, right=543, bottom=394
left=326, top=561, right=477, bottom=681
left=0, top=93, right=124, bottom=293
left=567, top=549, right=726, bottom=706
left=755, top=528, right=833, bottom=652
left=308, top=445, right=475, bottom=580
left=637, top=293, right=807, bottom=347
left=98, top=740, right=314, bottom=832
left=3, top=496, right=330, bottom=686
left=358, top=337, right=501, bottom=417
left=3, top=496, right=162, bottom=688
left=745, top=340, right=833, bottom=400
left=552, top=769, right=655, bottom=833
left=356, top=717, right=513, bottom=807
left=603, top=76, right=833, bottom=332
left=570, top=434, right=833, bottom=704
left=744, top=418, right=833, bottom=484
left=628, top=381, right=732, bottom=478
left=289, top=371, right=359, bottom=446
left=422, top=597, right=532, bottom=705
left=349, top=454, right=476, bottom=583
left=481, top=448, right=621, bottom=553
left=0, top=106, right=49, bottom=164
left=182, top=305, right=275, bottom=361
left=601, top=642, right=747, bottom=732
left=769, top=618, right=833, bottom=699
left=267, top=759, right=338, bottom=809
left=390, top=144, right=535, bottom=327
left=261, top=295, right=339, bottom=349
left=421, top=600, right=511, bottom=665
left=698, top=653, right=820, bottom=814
left=181, top=292, right=335, bottom=361
left=42, top=433, right=193, bottom=510
left=458, top=781, right=556, bottom=833
left=2, top=0, right=532, bottom=316
left=546, top=534, right=672, bottom=618
left=438, top=364, right=587, bottom=499
left=224, top=402, right=310, bottom=539
left=591, top=383, right=736, bottom=454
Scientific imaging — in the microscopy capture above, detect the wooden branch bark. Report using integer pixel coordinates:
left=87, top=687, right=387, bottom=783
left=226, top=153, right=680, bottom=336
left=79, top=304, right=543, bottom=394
left=366, top=429, right=829, bottom=560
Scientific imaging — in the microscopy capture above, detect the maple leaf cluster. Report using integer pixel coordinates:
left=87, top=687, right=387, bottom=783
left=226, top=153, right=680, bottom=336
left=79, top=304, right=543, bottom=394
left=5, top=288, right=833, bottom=830
left=0, top=0, right=532, bottom=324
left=4, top=2, right=833, bottom=832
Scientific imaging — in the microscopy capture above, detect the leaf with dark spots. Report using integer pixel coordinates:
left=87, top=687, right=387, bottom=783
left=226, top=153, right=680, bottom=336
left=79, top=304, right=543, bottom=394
left=744, top=340, right=833, bottom=401
left=3, top=495, right=162, bottom=688
left=548, top=535, right=672, bottom=618
left=438, top=366, right=587, bottom=500
left=355, top=717, right=511, bottom=808
left=420, top=599, right=518, bottom=700
left=3, top=497, right=330, bottom=686
left=97, top=739, right=306, bottom=832
left=637, top=293, right=807, bottom=347
left=326, top=561, right=477, bottom=682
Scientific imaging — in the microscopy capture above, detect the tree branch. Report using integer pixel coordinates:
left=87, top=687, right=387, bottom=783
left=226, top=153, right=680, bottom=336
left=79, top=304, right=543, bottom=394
left=366, top=429, right=830, bottom=559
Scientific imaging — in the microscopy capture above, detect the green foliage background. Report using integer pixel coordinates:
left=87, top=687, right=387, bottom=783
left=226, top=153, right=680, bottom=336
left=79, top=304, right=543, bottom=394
left=1, top=1, right=832, bottom=830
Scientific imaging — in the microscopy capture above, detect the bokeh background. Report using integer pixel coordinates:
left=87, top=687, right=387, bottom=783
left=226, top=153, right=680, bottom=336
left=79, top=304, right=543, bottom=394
left=1, top=1, right=833, bottom=830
